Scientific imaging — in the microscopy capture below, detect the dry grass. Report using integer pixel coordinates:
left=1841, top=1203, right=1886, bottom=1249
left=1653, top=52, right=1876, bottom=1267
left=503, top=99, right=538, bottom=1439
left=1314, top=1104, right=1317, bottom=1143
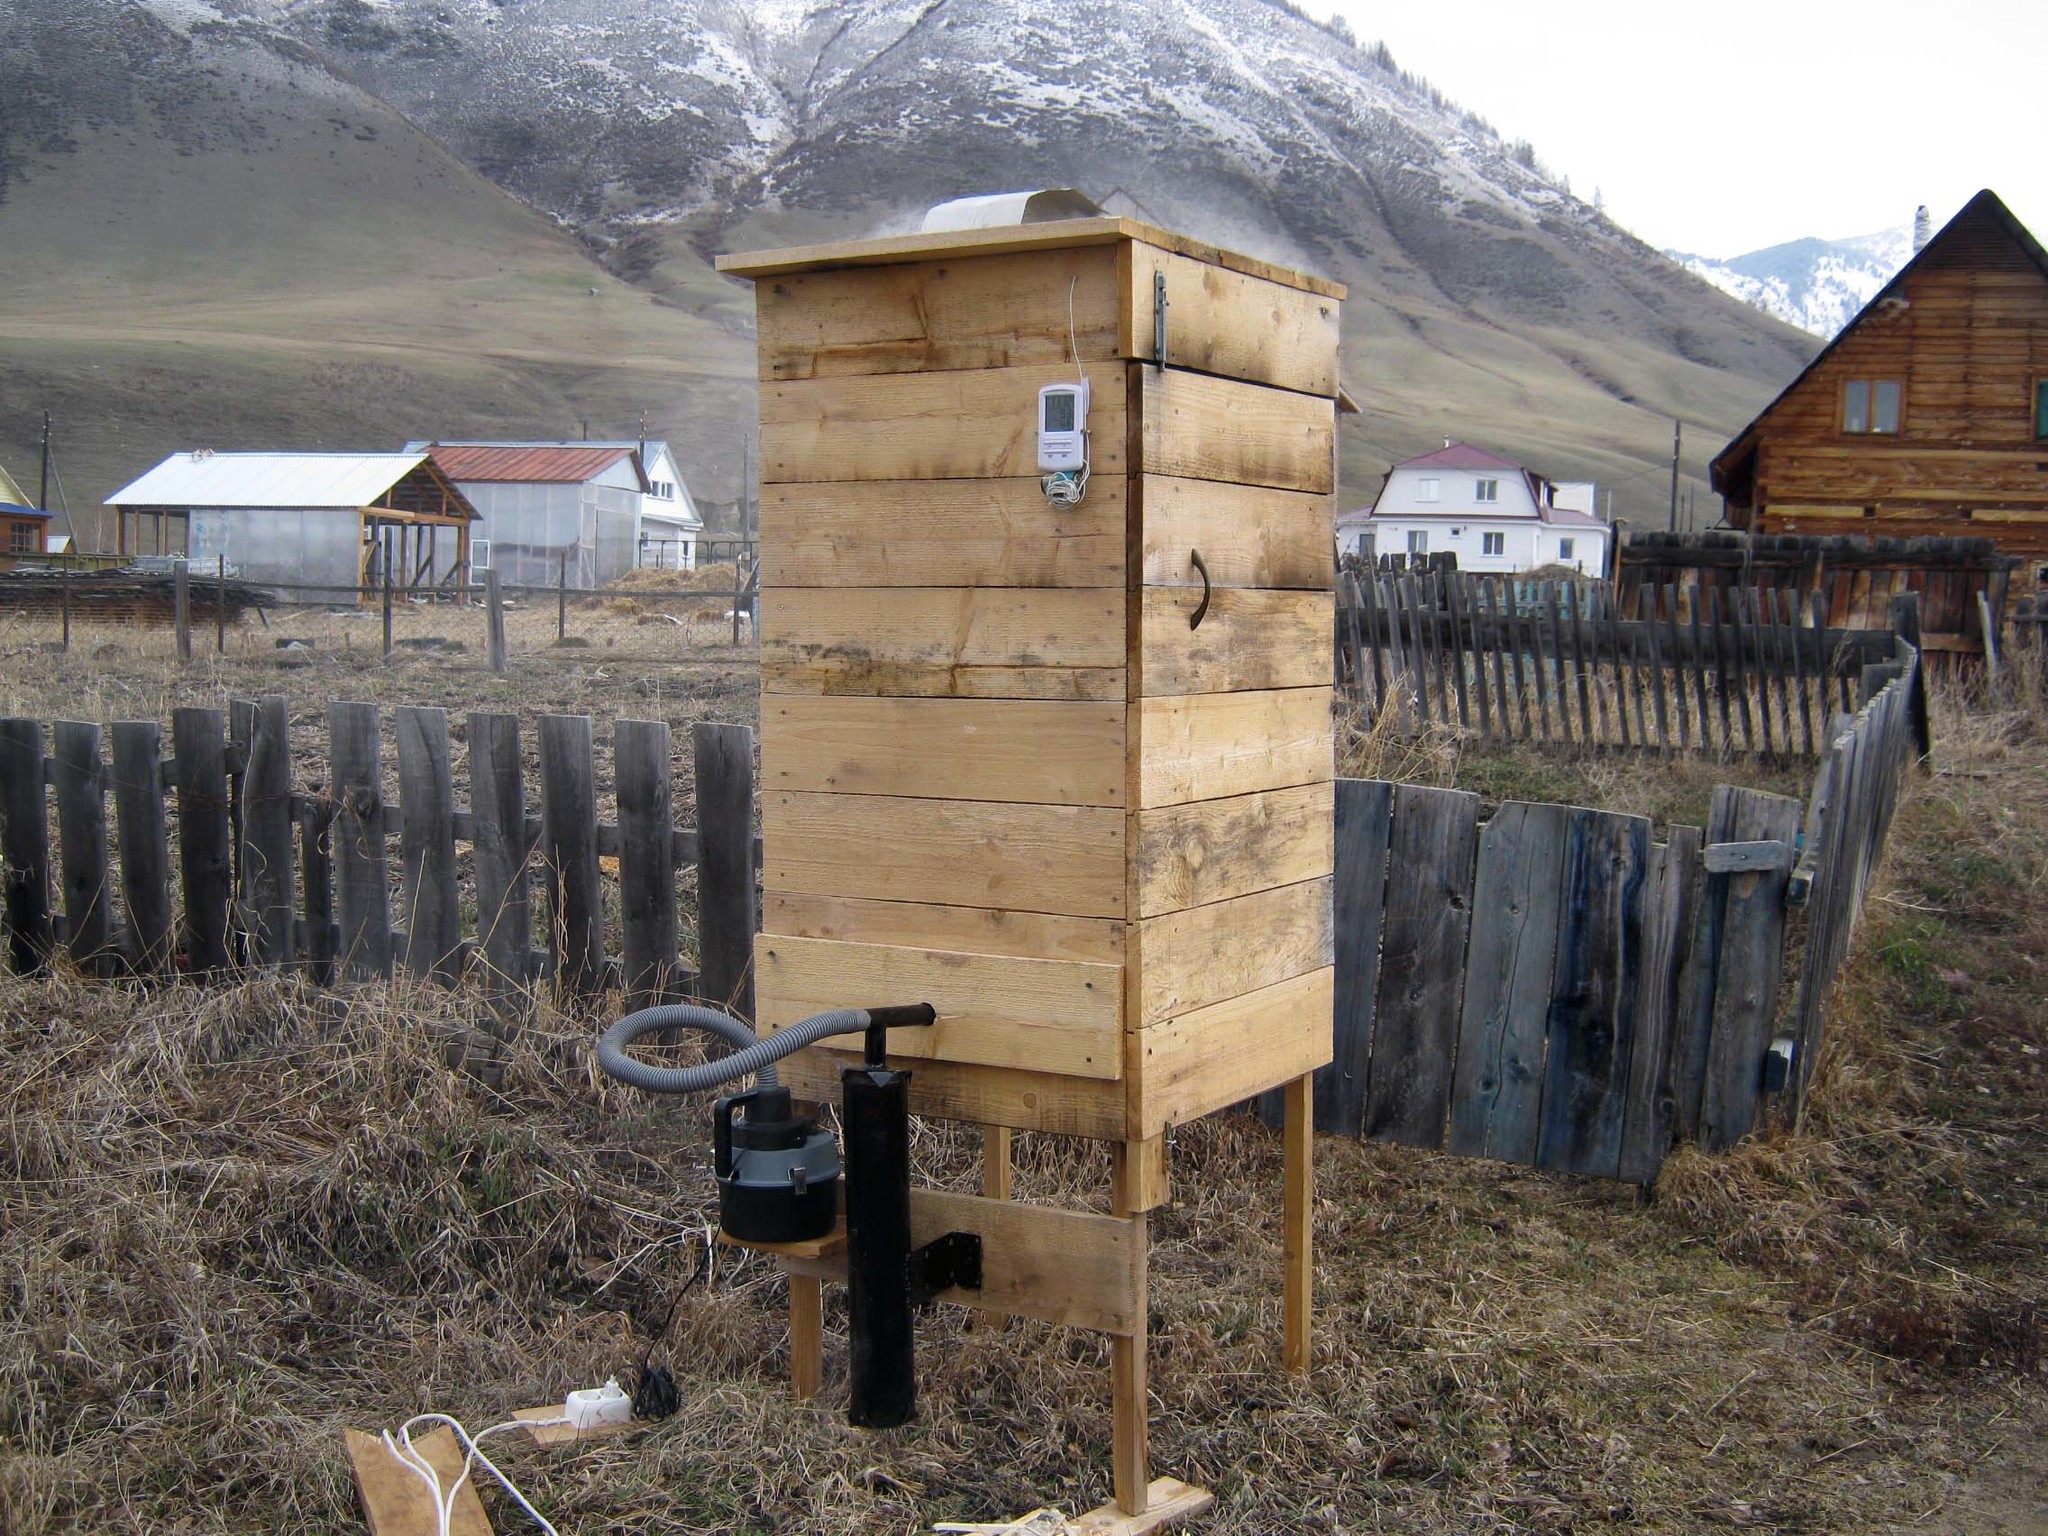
left=2, top=652, right=2044, bottom=1535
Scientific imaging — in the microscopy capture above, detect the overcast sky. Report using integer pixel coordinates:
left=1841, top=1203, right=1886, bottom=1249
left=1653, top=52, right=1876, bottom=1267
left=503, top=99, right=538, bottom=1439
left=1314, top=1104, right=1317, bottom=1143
left=1312, top=0, right=2048, bottom=256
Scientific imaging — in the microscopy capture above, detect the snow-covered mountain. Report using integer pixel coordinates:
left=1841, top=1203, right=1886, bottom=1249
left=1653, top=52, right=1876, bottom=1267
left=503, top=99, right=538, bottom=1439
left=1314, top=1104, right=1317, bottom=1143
left=1670, top=225, right=1914, bottom=337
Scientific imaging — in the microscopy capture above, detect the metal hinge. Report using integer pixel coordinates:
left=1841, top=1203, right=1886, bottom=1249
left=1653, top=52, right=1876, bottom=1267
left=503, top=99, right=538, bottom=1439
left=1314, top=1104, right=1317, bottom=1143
left=1153, top=269, right=1168, bottom=371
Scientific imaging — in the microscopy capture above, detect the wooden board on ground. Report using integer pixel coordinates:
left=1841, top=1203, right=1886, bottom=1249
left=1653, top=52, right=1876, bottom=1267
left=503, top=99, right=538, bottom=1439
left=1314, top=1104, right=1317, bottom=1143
left=1073, top=1479, right=1218, bottom=1534
left=512, top=1404, right=639, bottom=1447
left=344, top=1427, right=492, bottom=1536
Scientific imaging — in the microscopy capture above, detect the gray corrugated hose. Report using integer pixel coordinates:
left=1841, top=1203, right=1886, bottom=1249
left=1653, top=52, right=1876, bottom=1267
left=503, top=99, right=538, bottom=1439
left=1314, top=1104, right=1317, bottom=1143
left=596, top=1003, right=868, bottom=1095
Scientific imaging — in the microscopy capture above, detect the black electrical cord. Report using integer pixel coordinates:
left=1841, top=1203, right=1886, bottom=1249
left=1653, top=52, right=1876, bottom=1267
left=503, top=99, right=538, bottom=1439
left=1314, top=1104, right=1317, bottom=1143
left=631, top=1230, right=713, bottom=1420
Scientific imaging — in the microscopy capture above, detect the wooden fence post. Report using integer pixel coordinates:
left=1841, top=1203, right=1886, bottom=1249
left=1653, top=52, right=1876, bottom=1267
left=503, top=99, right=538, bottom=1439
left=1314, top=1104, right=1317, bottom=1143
left=241, top=696, right=297, bottom=967
left=51, top=721, right=117, bottom=977
left=172, top=708, right=233, bottom=975
left=395, top=705, right=463, bottom=986
left=173, top=558, right=192, bottom=662
left=616, top=718, right=680, bottom=1008
left=329, top=701, right=392, bottom=981
left=694, top=721, right=757, bottom=1020
left=1889, top=590, right=1932, bottom=763
left=0, top=719, right=53, bottom=973
left=557, top=552, right=569, bottom=644
left=469, top=713, right=533, bottom=1023
left=539, top=713, right=604, bottom=997
left=217, top=553, right=228, bottom=653
left=300, top=790, right=335, bottom=987
left=485, top=568, right=507, bottom=674
left=111, top=720, right=174, bottom=976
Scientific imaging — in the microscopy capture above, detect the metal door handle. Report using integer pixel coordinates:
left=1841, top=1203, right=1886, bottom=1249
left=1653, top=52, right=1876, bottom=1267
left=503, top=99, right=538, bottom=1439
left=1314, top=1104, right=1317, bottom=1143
left=1189, top=551, right=1210, bottom=630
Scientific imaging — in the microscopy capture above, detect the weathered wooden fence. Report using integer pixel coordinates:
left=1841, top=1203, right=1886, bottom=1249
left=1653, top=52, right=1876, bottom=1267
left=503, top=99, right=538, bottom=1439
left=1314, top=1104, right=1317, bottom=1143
left=1337, top=567, right=1908, bottom=757
left=0, top=701, right=759, bottom=1026
left=1306, top=641, right=1925, bottom=1182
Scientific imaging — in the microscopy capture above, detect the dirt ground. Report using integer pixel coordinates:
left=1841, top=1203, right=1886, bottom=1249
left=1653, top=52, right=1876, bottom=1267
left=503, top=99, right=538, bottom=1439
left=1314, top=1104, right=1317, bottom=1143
left=0, top=636, right=2043, bottom=1534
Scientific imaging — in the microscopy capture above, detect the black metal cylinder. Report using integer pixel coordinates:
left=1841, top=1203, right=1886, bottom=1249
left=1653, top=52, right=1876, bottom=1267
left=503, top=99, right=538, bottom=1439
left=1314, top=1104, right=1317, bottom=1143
left=841, top=1061, right=914, bottom=1428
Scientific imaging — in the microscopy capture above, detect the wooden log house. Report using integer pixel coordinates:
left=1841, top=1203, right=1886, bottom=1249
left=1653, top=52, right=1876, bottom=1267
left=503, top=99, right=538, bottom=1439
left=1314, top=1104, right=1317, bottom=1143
left=1712, top=189, right=2048, bottom=611
left=717, top=214, right=1344, bottom=1528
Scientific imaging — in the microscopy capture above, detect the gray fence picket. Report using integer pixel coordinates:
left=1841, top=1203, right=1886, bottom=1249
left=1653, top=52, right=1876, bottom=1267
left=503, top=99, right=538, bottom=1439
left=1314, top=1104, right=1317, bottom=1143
left=617, top=718, right=681, bottom=1008
left=52, top=721, right=116, bottom=976
left=395, top=705, right=462, bottom=986
left=330, top=702, right=392, bottom=982
left=539, top=713, right=604, bottom=996
left=172, top=708, right=232, bottom=976
left=1316, top=778, right=1394, bottom=1138
left=469, top=713, right=534, bottom=1021
left=111, top=720, right=174, bottom=976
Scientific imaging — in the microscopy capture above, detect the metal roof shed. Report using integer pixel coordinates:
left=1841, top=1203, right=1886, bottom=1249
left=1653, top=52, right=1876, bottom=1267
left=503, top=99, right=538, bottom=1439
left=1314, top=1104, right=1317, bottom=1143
left=105, top=452, right=479, bottom=600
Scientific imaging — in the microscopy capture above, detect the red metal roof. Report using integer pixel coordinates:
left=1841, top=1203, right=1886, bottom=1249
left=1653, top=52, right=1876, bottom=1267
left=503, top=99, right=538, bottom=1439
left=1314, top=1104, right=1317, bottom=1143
left=1394, top=441, right=1524, bottom=472
left=423, top=444, right=637, bottom=485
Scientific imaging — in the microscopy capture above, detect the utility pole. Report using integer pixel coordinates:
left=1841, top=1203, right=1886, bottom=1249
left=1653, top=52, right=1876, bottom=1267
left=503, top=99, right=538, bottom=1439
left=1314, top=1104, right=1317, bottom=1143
left=39, top=412, right=51, bottom=512
left=1668, top=418, right=1682, bottom=531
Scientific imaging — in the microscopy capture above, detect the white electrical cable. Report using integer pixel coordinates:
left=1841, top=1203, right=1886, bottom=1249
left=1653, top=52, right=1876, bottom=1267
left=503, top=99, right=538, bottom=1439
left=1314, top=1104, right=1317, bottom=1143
left=381, top=1411, right=570, bottom=1536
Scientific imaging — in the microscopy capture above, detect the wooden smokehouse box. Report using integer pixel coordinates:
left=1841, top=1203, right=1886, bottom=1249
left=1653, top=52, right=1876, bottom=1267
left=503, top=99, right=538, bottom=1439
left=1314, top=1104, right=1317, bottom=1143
left=718, top=217, right=1344, bottom=1144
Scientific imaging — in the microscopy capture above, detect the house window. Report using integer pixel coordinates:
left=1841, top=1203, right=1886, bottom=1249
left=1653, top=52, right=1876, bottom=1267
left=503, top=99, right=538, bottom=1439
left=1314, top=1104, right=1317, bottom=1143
left=1416, top=477, right=1440, bottom=503
left=1843, top=379, right=1902, bottom=434
left=7, top=521, right=35, bottom=553
left=1482, top=531, right=1505, bottom=556
left=1407, top=530, right=1429, bottom=555
left=1558, top=538, right=1576, bottom=561
left=1475, top=478, right=1499, bottom=502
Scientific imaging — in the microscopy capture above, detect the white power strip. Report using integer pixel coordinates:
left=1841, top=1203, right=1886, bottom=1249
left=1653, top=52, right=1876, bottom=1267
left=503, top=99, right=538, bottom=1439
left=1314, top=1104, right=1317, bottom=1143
left=564, top=1378, right=633, bottom=1432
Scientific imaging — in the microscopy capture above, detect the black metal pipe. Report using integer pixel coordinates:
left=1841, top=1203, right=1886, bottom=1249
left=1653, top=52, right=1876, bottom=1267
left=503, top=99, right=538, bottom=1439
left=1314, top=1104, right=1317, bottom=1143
left=842, top=1059, right=914, bottom=1428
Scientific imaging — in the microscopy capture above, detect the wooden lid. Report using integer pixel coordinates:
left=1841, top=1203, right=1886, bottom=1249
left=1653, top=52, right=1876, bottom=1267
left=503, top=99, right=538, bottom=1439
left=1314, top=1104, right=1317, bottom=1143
left=717, top=215, right=1345, bottom=299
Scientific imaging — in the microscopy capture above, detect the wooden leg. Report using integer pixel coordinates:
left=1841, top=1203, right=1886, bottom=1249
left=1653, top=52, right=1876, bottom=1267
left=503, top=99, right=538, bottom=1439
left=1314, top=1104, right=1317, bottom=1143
left=789, top=1272, right=824, bottom=1400
left=977, top=1124, right=1014, bottom=1328
left=1282, top=1072, right=1313, bottom=1376
left=1111, top=1141, right=1152, bottom=1516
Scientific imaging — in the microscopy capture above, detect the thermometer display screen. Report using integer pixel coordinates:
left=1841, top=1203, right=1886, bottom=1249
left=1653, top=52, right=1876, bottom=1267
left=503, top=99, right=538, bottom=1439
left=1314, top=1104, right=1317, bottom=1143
left=1042, top=391, right=1077, bottom=433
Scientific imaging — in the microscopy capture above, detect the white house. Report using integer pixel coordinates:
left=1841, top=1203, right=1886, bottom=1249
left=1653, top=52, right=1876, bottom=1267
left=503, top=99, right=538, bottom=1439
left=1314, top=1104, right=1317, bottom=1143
left=409, top=440, right=703, bottom=586
left=1337, top=442, right=1611, bottom=578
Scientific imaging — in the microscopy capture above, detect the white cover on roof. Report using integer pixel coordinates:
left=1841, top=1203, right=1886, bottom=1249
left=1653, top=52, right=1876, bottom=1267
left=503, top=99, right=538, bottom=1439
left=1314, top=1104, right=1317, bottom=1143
left=106, top=452, right=428, bottom=508
left=920, top=189, right=1105, bottom=232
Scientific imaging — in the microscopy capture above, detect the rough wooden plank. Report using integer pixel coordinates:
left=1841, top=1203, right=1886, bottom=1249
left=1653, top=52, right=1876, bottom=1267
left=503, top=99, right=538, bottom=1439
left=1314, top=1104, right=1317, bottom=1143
left=329, top=702, right=392, bottom=982
left=299, top=791, right=335, bottom=988
left=616, top=719, right=680, bottom=1008
left=395, top=706, right=462, bottom=986
left=538, top=714, right=604, bottom=996
left=763, top=695, right=1126, bottom=807
left=694, top=721, right=758, bottom=1019
left=1134, top=687, right=1331, bottom=808
left=760, top=477, right=1126, bottom=589
left=241, top=696, right=296, bottom=968
left=171, top=708, right=232, bottom=976
left=1072, top=1479, right=1216, bottom=1535
left=1363, top=785, right=1480, bottom=1148
left=51, top=721, right=115, bottom=976
left=782, top=1187, right=1144, bottom=1336
left=1315, top=778, right=1392, bottom=1138
left=1567, top=583, right=1599, bottom=746
left=1136, top=366, right=1334, bottom=494
left=1444, top=573, right=1472, bottom=730
left=1535, top=808, right=1650, bottom=1180
left=1133, top=877, right=1331, bottom=1027
left=1643, top=584, right=1671, bottom=750
left=467, top=715, right=533, bottom=1019
left=1138, top=587, right=1331, bottom=695
left=1282, top=1071, right=1314, bottom=1375
left=1619, top=824, right=1702, bottom=1185
left=762, top=587, right=1125, bottom=699
left=765, top=790, right=1126, bottom=919
left=764, top=891, right=1123, bottom=964
left=755, top=243, right=1121, bottom=379
left=1446, top=801, right=1567, bottom=1164
left=1127, top=965, right=1332, bottom=1136
left=1137, top=477, right=1333, bottom=590
left=484, top=567, right=507, bottom=674
left=1790, top=586, right=1816, bottom=757
left=1133, top=781, right=1333, bottom=918
left=761, top=362, right=1127, bottom=483
left=110, top=721, right=174, bottom=975
left=1702, top=839, right=1795, bottom=873
left=1699, top=787, right=1805, bottom=1150
left=1663, top=586, right=1692, bottom=750
left=343, top=1427, right=491, bottom=1536
left=1464, top=577, right=1493, bottom=742
left=777, top=1045, right=1126, bottom=1139
left=1123, top=240, right=1341, bottom=395
left=757, top=934, right=1122, bottom=1079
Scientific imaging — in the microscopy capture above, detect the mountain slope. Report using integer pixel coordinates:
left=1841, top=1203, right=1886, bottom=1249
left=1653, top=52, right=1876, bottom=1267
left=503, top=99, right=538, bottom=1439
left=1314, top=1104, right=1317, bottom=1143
left=0, top=0, right=753, bottom=532
left=247, top=0, right=1819, bottom=516
left=1670, top=226, right=1913, bottom=337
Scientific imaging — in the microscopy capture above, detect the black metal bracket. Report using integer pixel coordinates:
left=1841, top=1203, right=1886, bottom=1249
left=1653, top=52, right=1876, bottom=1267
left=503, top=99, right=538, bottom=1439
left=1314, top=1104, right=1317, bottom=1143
left=908, top=1230, right=983, bottom=1307
left=1153, top=269, right=1168, bottom=371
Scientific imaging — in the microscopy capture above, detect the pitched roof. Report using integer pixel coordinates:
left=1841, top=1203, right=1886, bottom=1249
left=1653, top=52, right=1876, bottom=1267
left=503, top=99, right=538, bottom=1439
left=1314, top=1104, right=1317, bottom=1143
left=418, top=442, right=643, bottom=487
left=106, top=452, right=429, bottom=508
left=1711, top=189, right=2048, bottom=498
left=0, top=462, right=27, bottom=508
left=0, top=503, right=53, bottom=520
left=1539, top=505, right=1607, bottom=529
left=1393, top=442, right=1524, bottom=472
